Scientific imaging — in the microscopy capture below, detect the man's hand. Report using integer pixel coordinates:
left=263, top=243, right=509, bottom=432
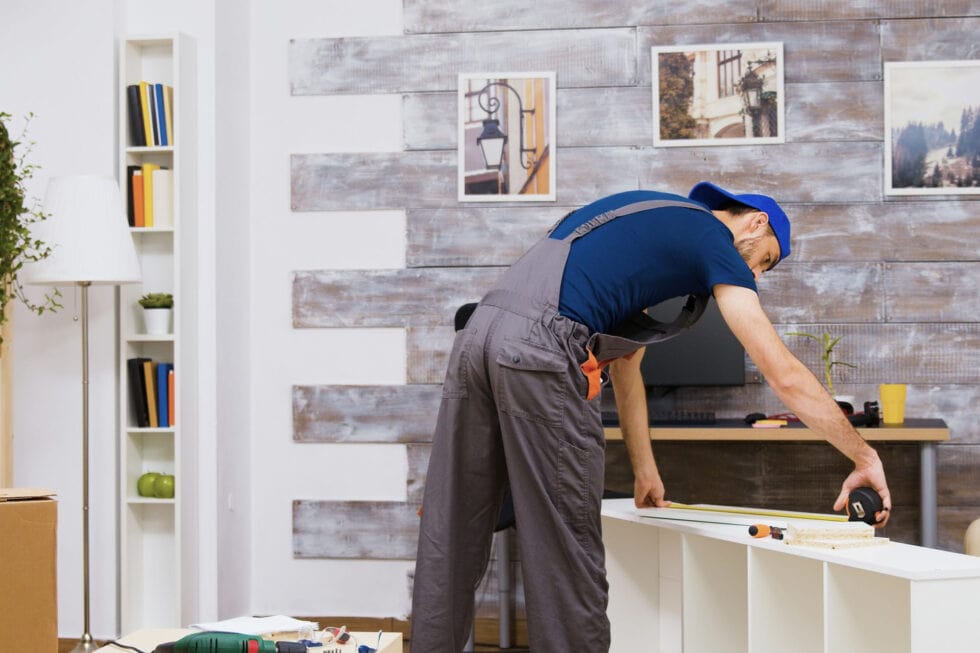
left=833, top=450, right=892, bottom=527
left=634, top=468, right=671, bottom=508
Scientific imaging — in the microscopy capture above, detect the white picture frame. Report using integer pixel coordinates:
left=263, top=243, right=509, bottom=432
left=652, top=42, right=785, bottom=147
left=884, top=60, right=980, bottom=196
left=458, top=72, right=557, bottom=202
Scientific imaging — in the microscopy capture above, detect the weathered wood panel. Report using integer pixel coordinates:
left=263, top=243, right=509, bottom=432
left=406, top=444, right=431, bottom=504
left=884, top=263, right=980, bottom=323
left=407, top=326, right=454, bottom=386
left=403, top=82, right=881, bottom=151
left=788, top=201, right=980, bottom=263
left=289, top=29, right=636, bottom=95
left=293, top=385, right=441, bottom=443
left=292, top=268, right=502, bottom=328
left=937, top=445, right=980, bottom=504
left=636, top=142, right=882, bottom=203
left=756, top=262, right=884, bottom=323
left=293, top=500, right=420, bottom=558
left=403, top=0, right=761, bottom=33
left=405, top=207, right=565, bottom=267
left=638, top=22, right=882, bottom=84
left=759, top=0, right=978, bottom=22
left=881, top=17, right=980, bottom=61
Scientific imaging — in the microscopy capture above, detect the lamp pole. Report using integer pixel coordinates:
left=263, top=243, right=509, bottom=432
left=474, top=81, right=536, bottom=170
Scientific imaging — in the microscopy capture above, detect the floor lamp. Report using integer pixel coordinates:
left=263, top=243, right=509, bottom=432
left=25, top=175, right=141, bottom=652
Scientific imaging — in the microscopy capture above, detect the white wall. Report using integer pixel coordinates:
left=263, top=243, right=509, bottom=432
left=2, top=0, right=120, bottom=639
left=3, top=0, right=415, bottom=637
left=246, top=0, right=412, bottom=618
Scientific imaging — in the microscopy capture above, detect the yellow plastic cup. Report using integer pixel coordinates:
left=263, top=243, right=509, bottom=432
left=879, top=383, right=907, bottom=425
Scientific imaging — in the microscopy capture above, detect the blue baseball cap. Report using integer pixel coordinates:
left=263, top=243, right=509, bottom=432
left=688, top=181, right=792, bottom=267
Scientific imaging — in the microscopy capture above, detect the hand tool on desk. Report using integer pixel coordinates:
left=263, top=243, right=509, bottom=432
left=152, top=632, right=308, bottom=653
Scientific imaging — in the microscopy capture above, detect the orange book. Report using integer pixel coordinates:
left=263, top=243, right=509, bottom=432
left=131, top=170, right=145, bottom=227
left=168, top=367, right=175, bottom=426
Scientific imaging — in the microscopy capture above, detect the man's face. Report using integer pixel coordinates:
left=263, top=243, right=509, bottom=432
left=735, top=224, right=781, bottom=282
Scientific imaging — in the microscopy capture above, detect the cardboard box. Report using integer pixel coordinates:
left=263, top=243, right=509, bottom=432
left=0, top=488, right=57, bottom=652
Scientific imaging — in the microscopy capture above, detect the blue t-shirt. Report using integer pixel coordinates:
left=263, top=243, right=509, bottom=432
left=551, top=190, right=757, bottom=334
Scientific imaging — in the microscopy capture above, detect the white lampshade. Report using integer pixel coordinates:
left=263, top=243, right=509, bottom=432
left=24, top=174, right=141, bottom=285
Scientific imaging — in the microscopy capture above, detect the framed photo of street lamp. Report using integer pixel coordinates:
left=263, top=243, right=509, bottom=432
left=652, top=42, right=785, bottom=147
left=884, top=60, right=980, bottom=195
left=458, top=72, right=557, bottom=202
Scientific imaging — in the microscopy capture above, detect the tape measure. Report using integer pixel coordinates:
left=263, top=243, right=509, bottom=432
left=846, top=487, right=884, bottom=525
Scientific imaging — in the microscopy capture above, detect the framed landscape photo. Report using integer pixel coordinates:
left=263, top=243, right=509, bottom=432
left=653, top=42, right=785, bottom=147
left=884, top=60, right=980, bottom=195
left=458, top=72, right=556, bottom=202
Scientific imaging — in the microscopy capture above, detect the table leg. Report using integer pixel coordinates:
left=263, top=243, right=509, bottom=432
left=920, top=442, right=937, bottom=548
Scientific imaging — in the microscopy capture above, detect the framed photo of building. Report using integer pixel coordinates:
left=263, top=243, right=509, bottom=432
left=458, top=72, right=556, bottom=202
left=884, top=60, right=980, bottom=195
left=653, top=42, right=785, bottom=147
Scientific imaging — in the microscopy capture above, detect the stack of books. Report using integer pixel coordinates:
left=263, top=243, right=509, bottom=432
left=127, top=358, right=175, bottom=428
left=126, top=81, right=173, bottom=147
left=125, top=164, right=173, bottom=228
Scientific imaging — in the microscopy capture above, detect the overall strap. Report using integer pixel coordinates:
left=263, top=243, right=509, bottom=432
left=550, top=198, right=712, bottom=242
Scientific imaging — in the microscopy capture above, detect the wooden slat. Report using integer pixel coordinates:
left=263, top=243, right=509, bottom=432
left=293, top=385, right=440, bottom=443
left=938, top=506, right=980, bottom=554
left=787, top=201, right=980, bottom=263
left=636, top=142, right=882, bottom=203
left=638, top=22, right=881, bottom=84
left=293, top=500, right=420, bottom=558
left=881, top=17, right=980, bottom=61
left=292, top=268, right=502, bottom=328
left=404, top=82, right=882, bottom=151
left=406, top=444, right=431, bottom=504
left=403, top=0, right=761, bottom=33
left=754, top=263, right=884, bottom=323
left=938, top=445, right=980, bottom=504
left=759, top=0, right=977, bottom=21
left=405, top=207, right=565, bottom=268
left=289, top=29, right=636, bottom=95
left=407, top=327, right=454, bottom=386
left=885, top=263, right=980, bottom=323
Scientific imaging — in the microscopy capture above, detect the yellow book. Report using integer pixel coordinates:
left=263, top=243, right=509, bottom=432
left=138, top=81, right=154, bottom=146
left=163, top=85, right=174, bottom=145
left=142, top=360, right=158, bottom=428
left=141, top=163, right=160, bottom=227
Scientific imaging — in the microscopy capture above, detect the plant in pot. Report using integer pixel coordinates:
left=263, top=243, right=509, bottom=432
left=0, top=112, right=62, bottom=345
left=786, top=330, right=857, bottom=413
left=138, top=292, right=173, bottom=335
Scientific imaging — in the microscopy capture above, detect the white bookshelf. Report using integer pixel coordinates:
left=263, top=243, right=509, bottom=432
left=602, top=499, right=980, bottom=652
left=118, top=33, right=197, bottom=632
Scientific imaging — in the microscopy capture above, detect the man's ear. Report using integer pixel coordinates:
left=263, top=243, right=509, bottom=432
left=748, top=210, right=770, bottom=235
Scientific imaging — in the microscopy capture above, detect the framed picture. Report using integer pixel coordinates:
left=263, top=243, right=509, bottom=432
left=653, top=42, right=785, bottom=147
left=458, top=72, right=556, bottom=202
left=884, top=60, right=980, bottom=195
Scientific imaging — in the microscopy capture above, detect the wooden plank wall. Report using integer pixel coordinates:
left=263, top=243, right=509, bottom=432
left=289, top=0, right=980, bottom=621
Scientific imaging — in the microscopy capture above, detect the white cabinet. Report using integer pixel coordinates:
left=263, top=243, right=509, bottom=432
left=602, top=499, right=980, bottom=652
left=117, top=34, right=197, bottom=632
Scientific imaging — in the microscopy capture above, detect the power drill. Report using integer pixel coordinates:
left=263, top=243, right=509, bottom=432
left=152, top=632, right=308, bottom=653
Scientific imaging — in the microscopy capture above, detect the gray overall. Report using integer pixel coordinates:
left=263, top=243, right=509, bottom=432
left=410, top=199, right=713, bottom=652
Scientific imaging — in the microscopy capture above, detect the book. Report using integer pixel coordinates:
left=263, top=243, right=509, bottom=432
left=168, top=367, right=175, bottom=426
left=156, top=362, right=172, bottom=428
left=125, top=165, right=141, bottom=227
left=154, top=83, right=168, bottom=146
left=127, top=358, right=150, bottom=427
left=141, top=162, right=160, bottom=227
left=151, top=168, right=173, bottom=228
left=138, top=81, right=153, bottom=146
left=131, top=170, right=145, bottom=228
left=143, top=359, right=158, bottom=428
left=163, top=85, right=174, bottom=145
left=126, top=84, right=146, bottom=147
left=148, top=83, right=160, bottom=146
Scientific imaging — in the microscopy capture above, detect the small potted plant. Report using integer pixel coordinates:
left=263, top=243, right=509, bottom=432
left=786, top=330, right=857, bottom=412
left=138, top=292, right=173, bottom=335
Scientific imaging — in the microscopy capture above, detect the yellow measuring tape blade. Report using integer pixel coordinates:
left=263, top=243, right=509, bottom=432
left=668, top=502, right=849, bottom=522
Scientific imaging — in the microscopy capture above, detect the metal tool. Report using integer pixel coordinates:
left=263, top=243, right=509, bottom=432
left=847, top=486, right=885, bottom=525
left=152, top=632, right=307, bottom=653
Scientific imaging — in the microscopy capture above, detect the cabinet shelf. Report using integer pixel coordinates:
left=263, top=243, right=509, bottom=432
left=118, top=32, right=195, bottom=633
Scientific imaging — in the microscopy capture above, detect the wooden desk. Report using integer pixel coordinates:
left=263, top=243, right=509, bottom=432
left=601, top=498, right=980, bottom=652
left=95, top=628, right=403, bottom=653
left=604, top=418, right=950, bottom=547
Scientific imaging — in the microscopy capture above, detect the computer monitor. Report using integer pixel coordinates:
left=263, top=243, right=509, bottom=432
left=639, top=295, right=745, bottom=388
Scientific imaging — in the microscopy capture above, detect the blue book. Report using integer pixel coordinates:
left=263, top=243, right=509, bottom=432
left=154, top=83, right=168, bottom=146
left=157, top=362, right=172, bottom=427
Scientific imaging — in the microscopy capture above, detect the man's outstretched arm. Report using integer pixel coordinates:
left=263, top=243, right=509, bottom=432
left=714, top=283, right=891, bottom=526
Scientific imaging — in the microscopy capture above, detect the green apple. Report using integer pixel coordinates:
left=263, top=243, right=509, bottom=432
left=137, top=472, right=160, bottom=497
left=153, top=473, right=175, bottom=499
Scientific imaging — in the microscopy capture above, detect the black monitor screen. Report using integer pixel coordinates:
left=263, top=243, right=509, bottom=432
left=639, top=296, right=745, bottom=387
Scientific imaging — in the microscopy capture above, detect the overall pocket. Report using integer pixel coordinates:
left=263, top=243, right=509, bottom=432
left=495, top=339, right=567, bottom=427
